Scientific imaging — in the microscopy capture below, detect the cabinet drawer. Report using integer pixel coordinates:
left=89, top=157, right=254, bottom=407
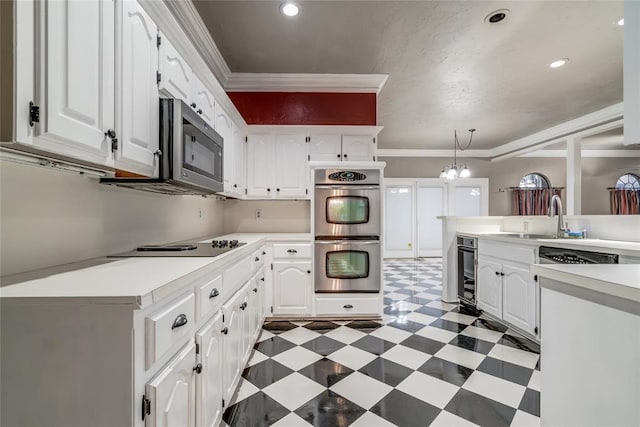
left=273, top=243, right=312, bottom=259
left=224, top=257, right=251, bottom=296
left=146, top=292, right=195, bottom=369
left=195, top=274, right=223, bottom=321
left=315, top=295, right=380, bottom=316
left=479, top=240, right=536, bottom=265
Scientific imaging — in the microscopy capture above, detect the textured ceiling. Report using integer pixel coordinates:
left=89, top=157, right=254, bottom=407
left=193, top=0, right=624, bottom=150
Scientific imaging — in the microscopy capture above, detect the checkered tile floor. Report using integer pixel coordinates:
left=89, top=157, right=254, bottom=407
left=223, top=258, right=541, bottom=426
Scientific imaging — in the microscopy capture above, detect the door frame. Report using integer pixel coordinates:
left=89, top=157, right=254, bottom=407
left=383, top=179, right=416, bottom=258
left=415, top=179, right=448, bottom=257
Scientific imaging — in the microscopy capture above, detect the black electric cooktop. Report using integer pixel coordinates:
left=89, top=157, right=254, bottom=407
left=109, top=240, right=246, bottom=258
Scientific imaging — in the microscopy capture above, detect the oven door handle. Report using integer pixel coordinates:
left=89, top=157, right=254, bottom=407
left=315, top=240, right=380, bottom=245
left=315, top=185, right=380, bottom=190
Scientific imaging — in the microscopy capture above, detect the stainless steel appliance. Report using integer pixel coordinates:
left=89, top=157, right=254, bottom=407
left=314, top=169, right=381, bottom=237
left=315, top=238, right=381, bottom=293
left=101, top=99, right=223, bottom=195
left=110, top=240, right=246, bottom=258
left=314, top=169, right=382, bottom=293
left=457, top=235, right=477, bottom=307
left=539, top=246, right=619, bottom=264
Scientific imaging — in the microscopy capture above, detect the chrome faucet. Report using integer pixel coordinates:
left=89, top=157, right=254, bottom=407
left=549, top=195, right=568, bottom=238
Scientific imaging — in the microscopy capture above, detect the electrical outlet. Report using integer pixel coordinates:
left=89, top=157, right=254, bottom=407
left=255, top=209, right=262, bottom=219
left=198, top=208, right=202, bottom=219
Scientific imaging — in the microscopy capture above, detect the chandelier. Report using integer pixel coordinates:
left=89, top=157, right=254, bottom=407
left=439, top=129, right=476, bottom=179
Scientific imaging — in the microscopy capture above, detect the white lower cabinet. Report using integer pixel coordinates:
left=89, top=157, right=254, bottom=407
left=221, top=288, right=244, bottom=403
left=476, top=239, right=538, bottom=338
left=272, top=261, right=313, bottom=316
left=476, top=258, right=502, bottom=318
left=195, top=312, right=224, bottom=427
left=145, top=341, right=197, bottom=427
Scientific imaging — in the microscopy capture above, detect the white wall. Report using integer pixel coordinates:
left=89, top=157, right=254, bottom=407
left=222, top=199, right=310, bottom=233
left=381, top=156, right=640, bottom=216
left=0, top=162, right=224, bottom=276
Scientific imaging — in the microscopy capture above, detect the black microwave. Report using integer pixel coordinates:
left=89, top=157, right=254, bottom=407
left=101, top=99, right=224, bottom=195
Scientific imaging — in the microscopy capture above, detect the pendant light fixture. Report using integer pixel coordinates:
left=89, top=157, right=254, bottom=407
left=439, top=129, right=476, bottom=179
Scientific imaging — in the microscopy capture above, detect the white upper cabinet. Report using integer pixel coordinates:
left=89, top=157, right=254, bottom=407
left=309, top=134, right=375, bottom=161
left=342, top=135, right=375, bottom=161
left=246, top=134, right=275, bottom=197
left=216, top=106, right=235, bottom=193
left=247, top=134, right=308, bottom=199
left=33, top=0, right=115, bottom=166
left=275, top=134, right=308, bottom=198
left=117, top=0, right=159, bottom=177
left=158, top=32, right=192, bottom=104
left=309, top=134, right=342, bottom=161
left=191, top=75, right=215, bottom=127
left=232, top=124, right=246, bottom=196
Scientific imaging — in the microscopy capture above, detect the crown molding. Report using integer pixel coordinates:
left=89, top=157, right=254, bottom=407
left=488, top=103, right=624, bottom=160
left=520, top=149, right=640, bottom=158
left=248, top=125, right=383, bottom=136
left=225, top=73, right=389, bottom=94
left=162, top=0, right=232, bottom=86
left=376, top=149, right=490, bottom=158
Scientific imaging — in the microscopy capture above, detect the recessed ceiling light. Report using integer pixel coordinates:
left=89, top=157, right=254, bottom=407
left=618, top=18, right=624, bottom=26
left=484, top=9, right=510, bottom=24
left=549, top=58, right=568, bottom=68
left=280, top=2, right=299, bottom=17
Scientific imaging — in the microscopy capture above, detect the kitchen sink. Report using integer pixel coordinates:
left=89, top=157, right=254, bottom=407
left=483, top=233, right=559, bottom=239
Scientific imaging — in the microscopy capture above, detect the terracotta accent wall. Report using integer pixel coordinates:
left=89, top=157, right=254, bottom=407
left=227, top=92, right=376, bottom=125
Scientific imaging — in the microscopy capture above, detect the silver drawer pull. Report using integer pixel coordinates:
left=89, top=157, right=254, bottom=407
left=209, top=288, right=220, bottom=299
left=171, top=314, right=188, bottom=330
left=287, top=249, right=298, bottom=254
left=343, top=304, right=354, bottom=309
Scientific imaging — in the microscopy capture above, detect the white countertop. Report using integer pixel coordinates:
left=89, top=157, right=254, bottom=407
left=532, top=264, right=640, bottom=303
left=462, top=232, right=640, bottom=257
left=0, top=233, right=311, bottom=305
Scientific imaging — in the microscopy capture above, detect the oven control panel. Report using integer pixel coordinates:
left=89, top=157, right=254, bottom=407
left=315, top=169, right=380, bottom=185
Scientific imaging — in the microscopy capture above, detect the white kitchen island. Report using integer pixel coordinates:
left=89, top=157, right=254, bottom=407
left=532, top=264, right=640, bottom=427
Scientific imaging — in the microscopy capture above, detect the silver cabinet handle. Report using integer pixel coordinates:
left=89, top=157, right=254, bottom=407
left=287, top=249, right=298, bottom=254
left=171, top=314, right=188, bottom=330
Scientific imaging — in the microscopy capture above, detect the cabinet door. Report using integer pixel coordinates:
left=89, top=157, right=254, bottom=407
left=275, top=134, right=308, bottom=198
left=309, top=134, right=342, bottom=161
left=246, top=134, right=275, bottom=197
left=476, top=258, right=502, bottom=318
left=158, top=33, right=192, bottom=103
left=221, top=290, right=243, bottom=402
left=191, top=75, right=215, bottom=128
left=273, top=261, right=312, bottom=315
left=36, top=0, right=114, bottom=165
left=117, top=1, right=159, bottom=176
left=502, top=263, right=536, bottom=335
left=195, top=312, right=223, bottom=427
left=240, top=285, right=253, bottom=362
left=342, top=135, right=374, bottom=161
left=232, top=124, right=246, bottom=196
left=216, top=106, right=234, bottom=193
left=145, top=341, right=196, bottom=427
left=254, top=270, right=266, bottom=334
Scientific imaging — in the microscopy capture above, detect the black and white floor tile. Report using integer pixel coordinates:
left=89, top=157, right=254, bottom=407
left=223, top=258, right=541, bottom=427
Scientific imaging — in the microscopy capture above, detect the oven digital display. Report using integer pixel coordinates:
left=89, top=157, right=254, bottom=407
left=326, top=196, right=369, bottom=224
left=328, top=171, right=367, bottom=181
left=325, top=251, right=369, bottom=279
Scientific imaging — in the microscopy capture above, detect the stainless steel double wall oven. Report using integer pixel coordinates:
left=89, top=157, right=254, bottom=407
left=314, top=169, right=381, bottom=293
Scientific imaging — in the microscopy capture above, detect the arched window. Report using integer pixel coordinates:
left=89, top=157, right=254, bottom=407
left=615, top=173, right=640, bottom=190
left=519, top=172, right=550, bottom=188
